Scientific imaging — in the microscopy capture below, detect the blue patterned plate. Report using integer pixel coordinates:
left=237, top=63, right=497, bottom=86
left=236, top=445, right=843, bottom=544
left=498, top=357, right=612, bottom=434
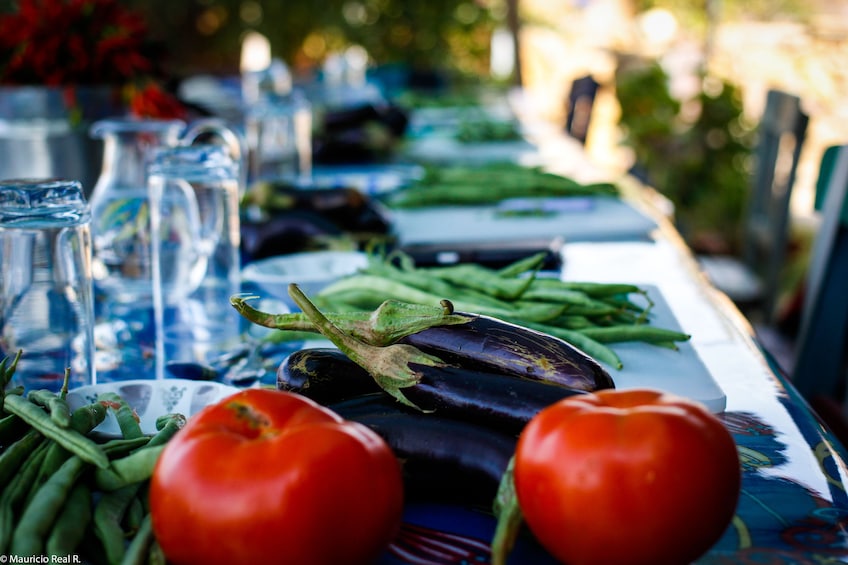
left=66, top=379, right=240, bottom=437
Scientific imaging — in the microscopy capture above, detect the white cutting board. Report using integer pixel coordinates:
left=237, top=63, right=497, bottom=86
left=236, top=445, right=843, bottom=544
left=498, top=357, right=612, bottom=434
left=390, top=197, right=658, bottom=246
left=602, top=285, right=726, bottom=413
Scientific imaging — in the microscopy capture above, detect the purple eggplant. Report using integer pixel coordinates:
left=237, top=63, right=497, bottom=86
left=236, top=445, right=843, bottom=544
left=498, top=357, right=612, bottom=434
left=278, top=347, right=585, bottom=435
left=399, top=312, right=614, bottom=392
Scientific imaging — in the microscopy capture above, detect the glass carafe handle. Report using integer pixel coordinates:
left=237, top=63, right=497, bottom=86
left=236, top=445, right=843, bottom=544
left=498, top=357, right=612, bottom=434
left=182, top=119, right=248, bottom=192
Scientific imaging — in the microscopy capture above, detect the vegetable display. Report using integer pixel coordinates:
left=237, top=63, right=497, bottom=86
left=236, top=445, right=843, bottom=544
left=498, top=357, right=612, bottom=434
left=0, top=352, right=183, bottom=563
left=509, top=388, right=741, bottom=565
left=149, top=388, right=404, bottom=565
left=240, top=250, right=691, bottom=370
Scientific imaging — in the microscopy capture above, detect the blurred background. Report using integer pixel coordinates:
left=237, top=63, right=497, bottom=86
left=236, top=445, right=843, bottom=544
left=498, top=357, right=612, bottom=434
left=3, top=0, right=837, bottom=234
left=2, top=0, right=846, bottom=328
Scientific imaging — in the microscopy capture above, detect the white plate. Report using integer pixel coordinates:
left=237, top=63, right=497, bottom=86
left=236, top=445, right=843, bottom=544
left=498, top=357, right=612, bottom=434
left=66, top=379, right=241, bottom=437
left=241, top=250, right=369, bottom=304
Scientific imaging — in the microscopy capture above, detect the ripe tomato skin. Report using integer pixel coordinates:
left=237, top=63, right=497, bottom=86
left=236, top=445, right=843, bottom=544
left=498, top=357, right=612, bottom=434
left=514, top=388, right=740, bottom=565
left=149, top=388, right=404, bottom=565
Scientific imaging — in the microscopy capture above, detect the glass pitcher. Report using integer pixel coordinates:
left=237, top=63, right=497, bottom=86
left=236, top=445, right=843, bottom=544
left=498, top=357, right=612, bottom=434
left=89, top=118, right=196, bottom=304
left=88, top=117, right=242, bottom=380
left=148, top=144, right=242, bottom=379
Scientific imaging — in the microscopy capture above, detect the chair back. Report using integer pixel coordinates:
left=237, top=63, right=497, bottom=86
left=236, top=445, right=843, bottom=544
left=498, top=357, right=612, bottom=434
left=742, top=89, right=809, bottom=323
left=791, top=144, right=848, bottom=401
left=565, top=75, right=600, bottom=145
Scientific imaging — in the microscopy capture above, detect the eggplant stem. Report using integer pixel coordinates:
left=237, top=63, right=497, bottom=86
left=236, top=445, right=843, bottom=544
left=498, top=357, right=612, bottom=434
left=229, top=294, right=469, bottom=345
left=287, top=284, right=445, bottom=409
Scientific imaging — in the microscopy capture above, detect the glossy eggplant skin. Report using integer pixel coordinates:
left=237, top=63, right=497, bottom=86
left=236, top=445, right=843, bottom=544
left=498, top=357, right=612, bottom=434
left=398, top=312, right=615, bottom=392
left=279, top=347, right=585, bottom=435
left=277, top=348, right=381, bottom=403
left=329, top=393, right=516, bottom=506
left=403, top=362, right=585, bottom=436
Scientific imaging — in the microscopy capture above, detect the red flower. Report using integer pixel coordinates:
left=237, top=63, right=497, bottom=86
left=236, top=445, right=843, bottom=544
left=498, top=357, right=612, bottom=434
left=0, top=0, right=152, bottom=85
left=129, top=83, right=187, bottom=120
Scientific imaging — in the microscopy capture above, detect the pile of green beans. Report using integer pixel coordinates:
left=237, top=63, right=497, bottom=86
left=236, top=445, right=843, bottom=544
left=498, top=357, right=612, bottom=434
left=0, top=353, right=185, bottom=564
left=383, top=162, right=619, bottom=208
left=313, top=251, right=690, bottom=369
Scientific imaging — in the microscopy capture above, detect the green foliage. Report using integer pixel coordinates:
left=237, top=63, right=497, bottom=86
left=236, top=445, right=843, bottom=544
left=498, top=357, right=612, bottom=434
left=616, top=60, right=754, bottom=252
left=124, top=0, right=498, bottom=78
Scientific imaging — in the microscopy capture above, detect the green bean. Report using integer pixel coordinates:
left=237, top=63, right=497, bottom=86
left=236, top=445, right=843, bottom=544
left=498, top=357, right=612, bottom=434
left=653, top=341, right=683, bottom=351
left=0, top=413, right=25, bottom=448
left=0, top=429, right=44, bottom=487
left=121, top=512, right=155, bottom=565
left=0, top=440, right=49, bottom=552
left=4, top=385, right=24, bottom=397
left=26, top=443, right=71, bottom=507
left=10, top=455, right=86, bottom=556
left=76, top=522, right=108, bottom=565
left=0, top=467, right=25, bottom=553
left=98, top=392, right=144, bottom=440
left=0, top=350, right=21, bottom=391
left=44, top=481, right=92, bottom=556
left=101, top=436, right=151, bottom=457
left=94, top=444, right=165, bottom=491
left=600, top=294, right=652, bottom=313
left=496, top=251, right=548, bottom=278
left=26, top=403, right=108, bottom=505
left=361, top=261, right=510, bottom=309
left=0, top=478, right=23, bottom=551
left=556, top=281, right=645, bottom=297
left=70, top=401, right=109, bottom=432
left=521, top=285, right=616, bottom=309
left=124, top=494, right=145, bottom=533
left=0, top=356, right=8, bottom=391
left=548, top=314, right=594, bottom=330
left=146, top=414, right=186, bottom=448
left=318, top=273, right=476, bottom=310
left=424, top=263, right=536, bottom=300
left=27, top=389, right=72, bottom=428
left=578, top=325, right=691, bottom=345
left=319, top=274, right=563, bottom=322
left=559, top=303, right=622, bottom=317
left=2, top=394, right=109, bottom=469
left=94, top=483, right=139, bottom=565
left=148, top=538, right=167, bottom=565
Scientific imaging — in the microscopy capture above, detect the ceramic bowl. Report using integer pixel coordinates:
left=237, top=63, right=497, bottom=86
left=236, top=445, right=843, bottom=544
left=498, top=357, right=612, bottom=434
left=241, top=250, right=368, bottom=306
left=66, top=379, right=241, bottom=437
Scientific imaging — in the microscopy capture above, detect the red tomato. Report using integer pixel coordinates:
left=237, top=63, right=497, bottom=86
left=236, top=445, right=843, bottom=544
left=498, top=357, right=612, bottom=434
left=514, top=388, right=740, bottom=565
left=149, top=388, right=404, bottom=565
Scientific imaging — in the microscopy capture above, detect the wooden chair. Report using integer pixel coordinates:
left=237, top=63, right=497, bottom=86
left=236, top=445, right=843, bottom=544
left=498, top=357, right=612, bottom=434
left=790, top=144, right=848, bottom=410
left=699, top=89, right=809, bottom=324
left=565, top=75, right=599, bottom=145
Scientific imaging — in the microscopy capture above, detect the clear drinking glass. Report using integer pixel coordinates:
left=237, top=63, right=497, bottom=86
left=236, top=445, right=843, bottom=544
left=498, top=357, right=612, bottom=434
left=147, top=144, right=242, bottom=380
left=244, top=91, right=312, bottom=183
left=0, top=179, right=95, bottom=392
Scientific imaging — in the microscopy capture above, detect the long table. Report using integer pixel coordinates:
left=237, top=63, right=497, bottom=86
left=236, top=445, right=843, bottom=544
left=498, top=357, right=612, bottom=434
left=370, top=112, right=848, bottom=563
